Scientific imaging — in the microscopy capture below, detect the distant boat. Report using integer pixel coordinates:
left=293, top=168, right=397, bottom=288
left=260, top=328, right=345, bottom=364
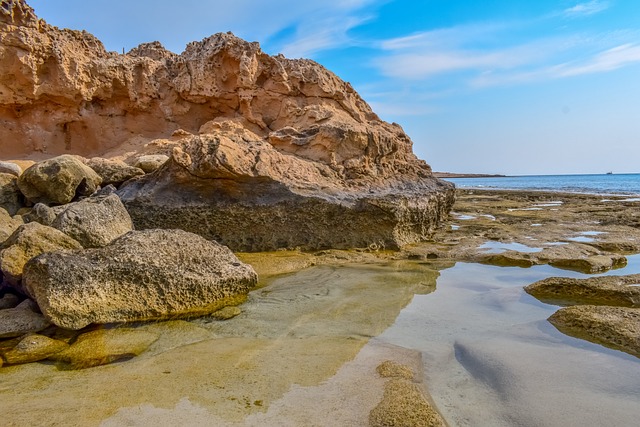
left=606, top=171, right=613, bottom=175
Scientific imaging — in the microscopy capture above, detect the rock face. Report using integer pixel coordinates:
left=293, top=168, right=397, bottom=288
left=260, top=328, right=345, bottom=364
left=0, top=0, right=454, bottom=250
left=23, top=229, right=258, bottom=329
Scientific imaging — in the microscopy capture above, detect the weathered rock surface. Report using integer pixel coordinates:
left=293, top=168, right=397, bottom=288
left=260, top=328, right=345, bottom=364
left=85, top=158, right=144, bottom=187
left=0, top=299, right=50, bottom=338
left=118, top=130, right=455, bottom=251
left=1, top=1, right=454, bottom=250
left=0, top=161, right=22, bottom=176
left=0, top=292, right=20, bottom=309
left=0, top=172, right=22, bottom=215
left=1, top=333, right=69, bottom=364
left=0, top=206, right=23, bottom=243
left=48, top=328, right=158, bottom=369
left=133, top=155, right=169, bottom=173
left=51, top=193, right=134, bottom=248
left=549, top=305, right=640, bottom=358
left=23, top=229, right=258, bottom=329
left=0, top=222, right=82, bottom=293
left=525, top=275, right=640, bottom=307
left=17, top=155, right=102, bottom=205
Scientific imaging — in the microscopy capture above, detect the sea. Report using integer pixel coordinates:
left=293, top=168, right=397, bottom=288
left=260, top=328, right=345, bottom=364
left=444, top=173, right=640, bottom=195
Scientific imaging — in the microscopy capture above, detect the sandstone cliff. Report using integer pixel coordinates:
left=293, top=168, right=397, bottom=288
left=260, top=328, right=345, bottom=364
left=0, top=0, right=455, bottom=251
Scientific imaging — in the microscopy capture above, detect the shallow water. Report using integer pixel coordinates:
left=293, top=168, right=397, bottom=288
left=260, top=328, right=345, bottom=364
left=478, top=241, right=542, bottom=254
left=378, top=257, right=640, bottom=427
left=2, top=257, right=640, bottom=426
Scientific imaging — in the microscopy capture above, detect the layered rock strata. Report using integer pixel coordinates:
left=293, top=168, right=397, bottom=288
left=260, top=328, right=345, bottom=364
left=0, top=0, right=454, bottom=251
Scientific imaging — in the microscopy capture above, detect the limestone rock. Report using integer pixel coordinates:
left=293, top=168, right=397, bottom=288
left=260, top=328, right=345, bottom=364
left=209, top=306, right=242, bottom=320
left=51, top=193, right=134, bottom=248
left=0, top=222, right=83, bottom=293
left=525, top=274, right=640, bottom=307
left=549, top=305, right=640, bottom=358
left=22, top=202, right=57, bottom=226
left=0, top=207, right=23, bottom=243
left=47, top=328, right=158, bottom=369
left=0, top=172, right=23, bottom=215
left=118, top=133, right=455, bottom=251
left=17, top=155, right=102, bottom=205
left=0, top=299, right=50, bottom=338
left=0, top=292, right=20, bottom=309
left=0, top=161, right=22, bottom=177
left=133, top=155, right=169, bottom=173
left=23, top=229, right=258, bottom=329
left=85, top=158, right=144, bottom=187
left=369, top=378, right=446, bottom=427
left=1, top=333, right=69, bottom=365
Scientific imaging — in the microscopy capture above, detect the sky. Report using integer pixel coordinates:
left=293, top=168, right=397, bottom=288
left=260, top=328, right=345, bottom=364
left=28, top=0, right=640, bottom=175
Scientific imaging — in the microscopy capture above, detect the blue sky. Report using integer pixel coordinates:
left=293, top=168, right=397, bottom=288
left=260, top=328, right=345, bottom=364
left=28, top=0, right=640, bottom=175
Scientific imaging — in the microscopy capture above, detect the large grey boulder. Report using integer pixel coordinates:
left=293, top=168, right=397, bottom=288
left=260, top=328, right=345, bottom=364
left=0, top=222, right=83, bottom=294
left=85, top=158, right=144, bottom=187
left=23, top=229, right=258, bottom=329
left=51, top=194, right=134, bottom=248
left=0, top=172, right=23, bottom=215
left=118, top=134, right=456, bottom=252
left=17, top=155, right=102, bottom=205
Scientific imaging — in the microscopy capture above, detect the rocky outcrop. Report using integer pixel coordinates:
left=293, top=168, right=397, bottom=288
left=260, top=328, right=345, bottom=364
left=525, top=275, right=640, bottom=307
left=0, top=1, right=453, bottom=251
left=23, top=229, right=257, bottom=329
left=549, top=305, right=640, bottom=358
left=50, top=193, right=133, bottom=248
left=17, top=155, right=102, bottom=205
left=118, top=127, right=454, bottom=251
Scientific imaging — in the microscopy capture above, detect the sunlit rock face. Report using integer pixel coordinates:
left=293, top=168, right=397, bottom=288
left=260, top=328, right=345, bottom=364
left=0, top=0, right=455, bottom=250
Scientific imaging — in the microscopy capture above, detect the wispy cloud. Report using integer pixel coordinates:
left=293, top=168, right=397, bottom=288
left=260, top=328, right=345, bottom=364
left=563, top=0, right=610, bottom=17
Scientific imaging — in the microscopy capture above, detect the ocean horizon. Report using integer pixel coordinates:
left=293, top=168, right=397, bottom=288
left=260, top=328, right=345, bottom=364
left=443, top=173, right=640, bottom=195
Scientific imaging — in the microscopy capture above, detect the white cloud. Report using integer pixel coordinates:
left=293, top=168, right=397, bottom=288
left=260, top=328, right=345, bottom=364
left=555, top=43, right=640, bottom=76
left=563, top=0, right=610, bottom=17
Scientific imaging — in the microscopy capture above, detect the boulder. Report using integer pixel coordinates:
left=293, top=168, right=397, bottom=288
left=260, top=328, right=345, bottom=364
left=0, top=299, right=50, bottom=338
left=23, top=229, right=258, bottom=329
left=525, top=274, right=640, bottom=307
left=0, top=161, right=22, bottom=177
left=0, top=292, right=20, bottom=309
left=118, top=133, right=455, bottom=251
left=0, top=207, right=23, bottom=243
left=0, top=173, right=23, bottom=215
left=51, top=193, right=134, bottom=248
left=0, top=222, right=83, bottom=294
left=17, top=155, right=102, bottom=205
left=47, top=328, right=158, bottom=369
left=133, top=155, right=169, bottom=173
left=549, top=305, right=640, bottom=358
left=1, top=333, right=69, bottom=365
left=85, top=158, right=144, bottom=186
left=22, top=203, right=58, bottom=226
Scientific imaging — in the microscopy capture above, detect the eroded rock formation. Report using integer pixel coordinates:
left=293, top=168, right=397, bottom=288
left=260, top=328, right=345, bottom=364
left=0, top=0, right=454, bottom=250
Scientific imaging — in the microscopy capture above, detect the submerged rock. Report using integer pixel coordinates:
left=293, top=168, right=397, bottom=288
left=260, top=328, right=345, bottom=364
left=48, top=328, right=158, bottom=369
left=1, top=333, right=69, bottom=365
left=17, top=155, right=102, bottom=205
left=23, top=229, right=257, bottom=329
left=525, top=274, right=640, bottom=307
left=51, top=193, right=134, bottom=248
left=549, top=305, right=640, bottom=358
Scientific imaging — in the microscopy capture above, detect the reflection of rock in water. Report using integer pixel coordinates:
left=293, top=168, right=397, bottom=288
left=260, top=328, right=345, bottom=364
left=0, top=261, right=444, bottom=426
